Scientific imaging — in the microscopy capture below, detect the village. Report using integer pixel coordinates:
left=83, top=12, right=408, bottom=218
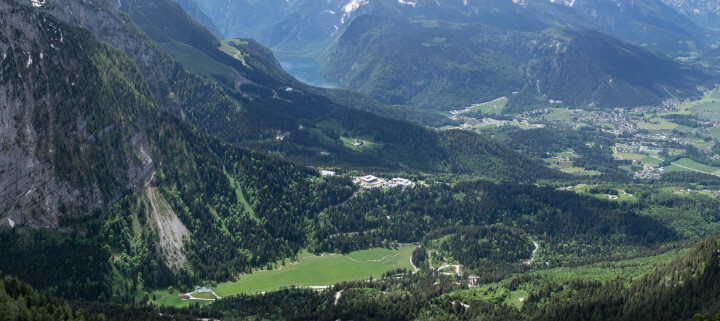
left=446, top=90, right=720, bottom=180
left=352, top=175, right=417, bottom=189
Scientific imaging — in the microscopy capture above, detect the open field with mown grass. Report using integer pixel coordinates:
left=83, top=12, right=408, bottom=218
left=637, top=118, right=678, bottom=130
left=467, top=97, right=507, bottom=115
left=214, top=247, right=414, bottom=296
left=666, top=158, right=720, bottom=176
left=150, top=246, right=414, bottom=307
left=640, top=156, right=663, bottom=166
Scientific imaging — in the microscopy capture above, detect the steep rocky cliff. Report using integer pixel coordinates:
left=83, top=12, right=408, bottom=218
left=39, top=0, right=197, bottom=114
left=0, top=0, right=155, bottom=229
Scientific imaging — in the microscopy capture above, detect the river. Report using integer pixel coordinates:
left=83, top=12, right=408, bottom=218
left=277, top=56, right=345, bottom=89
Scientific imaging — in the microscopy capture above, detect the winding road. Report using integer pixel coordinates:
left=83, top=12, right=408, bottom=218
left=438, top=264, right=461, bottom=276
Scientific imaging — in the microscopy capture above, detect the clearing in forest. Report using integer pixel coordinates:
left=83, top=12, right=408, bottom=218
left=213, top=246, right=415, bottom=297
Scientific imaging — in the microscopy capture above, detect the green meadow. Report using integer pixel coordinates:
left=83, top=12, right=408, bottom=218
left=150, top=246, right=414, bottom=307
left=214, top=246, right=415, bottom=296
left=467, top=97, right=508, bottom=115
left=666, top=158, right=720, bottom=176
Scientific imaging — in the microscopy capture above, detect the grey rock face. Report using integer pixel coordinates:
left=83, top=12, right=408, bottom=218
left=0, top=1, right=96, bottom=229
left=0, top=0, right=154, bottom=230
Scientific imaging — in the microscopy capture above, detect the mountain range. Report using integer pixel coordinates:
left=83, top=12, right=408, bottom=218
left=322, top=14, right=710, bottom=110
left=2, top=0, right=720, bottom=318
left=661, top=0, right=720, bottom=28
left=2, top=0, right=562, bottom=248
left=187, top=0, right=718, bottom=110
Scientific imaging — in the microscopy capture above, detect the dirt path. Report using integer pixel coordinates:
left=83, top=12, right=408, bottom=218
left=184, top=290, right=222, bottom=302
left=438, top=264, right=461, bottom=276
left=410, top=253, right=419, bottom=273
left=452, top=300, right=470, bottom=308
left=339, top=252, right=394, bottom=263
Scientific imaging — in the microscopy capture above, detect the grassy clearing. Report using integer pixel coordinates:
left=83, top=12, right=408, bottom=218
left=640, top=156, right=663, bottom=166
left=150, top=290, right=214, bottom=308
left=677, top=91, right=720, bottom=112
left=556, top=150, right=575, bottom=158
left=710, top=128, right=720, bottom=139
left=535, top=247, right=688, bottom=283
left=341, top=137, right=361, bottom=150
left=219, top=40, right=248, bottom=63
left=469, top=120, right=535, bottom=130
left=159, top=41, right=236, bottom=91
left=192, top=293, right=217, bottom=300
left=697, top=112, right=720, bottom=122
left=668, top=158, right=720, bottom=176
left=616, top=153, right=647, bottom=161
left=544, top=108, right=575, bottom=122
left=340, top=136, right=382, bottom=151
left=689, top=101, right=720, bottom=113
left=224, top=169, right=259, bottom=222
left=560, top=167, right=600, bottom=175
left=214, top=247, right=415, bottom=297
left=467, top=97, right=508, bottom=115
left=637, top=118, right=677, bottom=130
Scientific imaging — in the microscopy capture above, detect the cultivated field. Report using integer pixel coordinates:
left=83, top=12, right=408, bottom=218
left=666, top=158, right=720, bottom=176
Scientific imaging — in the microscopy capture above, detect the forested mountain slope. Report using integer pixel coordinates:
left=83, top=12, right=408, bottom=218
left=32, top=0, right=563, bottom=179
left=201, top=234, right=720, bottom=320
left=0, top=0, right=354, bottom=296
left=0, top=0, right=568, bottom=298
left=323, top=15, right=710, bottom=110
left=188, top=0, right=715, bottom=112
left=4, top=3, right=720, bottom=319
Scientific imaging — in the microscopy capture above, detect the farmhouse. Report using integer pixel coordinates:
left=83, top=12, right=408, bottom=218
left=195, top=286, right=213, bottom=293
left=178, top=294, right=190, bottom=300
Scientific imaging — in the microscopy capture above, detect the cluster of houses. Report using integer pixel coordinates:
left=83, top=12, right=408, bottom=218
left=178, top=286, right=215, bottom=301
left=353, top=175, right=414, bottom=189
left=352, top=139, right=365, bottom=147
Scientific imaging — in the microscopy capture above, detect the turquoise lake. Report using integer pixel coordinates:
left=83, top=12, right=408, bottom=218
left=277, top=56, right=345, bottom=89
